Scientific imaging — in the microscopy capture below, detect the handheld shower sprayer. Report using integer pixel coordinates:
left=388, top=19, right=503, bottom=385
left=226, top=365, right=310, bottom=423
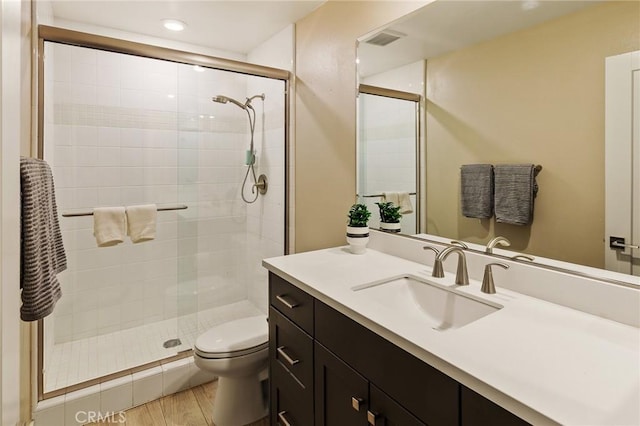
left=212, top=95, right=247, bottom=110
left=212, top=93, right=266, bottom=203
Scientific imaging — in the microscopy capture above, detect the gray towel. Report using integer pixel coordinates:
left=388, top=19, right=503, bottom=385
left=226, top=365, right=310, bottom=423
left=460, top=164, right=494, bottom=219
left=20, top=157, right=66, bottom=321
left=494, top=164, right=538, bottom=226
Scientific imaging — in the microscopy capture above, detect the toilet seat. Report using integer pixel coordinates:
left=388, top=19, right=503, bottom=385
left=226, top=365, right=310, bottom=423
left=194, top=315, right=268, bottom=360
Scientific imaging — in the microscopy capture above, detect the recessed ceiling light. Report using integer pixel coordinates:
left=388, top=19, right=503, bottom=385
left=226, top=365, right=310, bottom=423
left=162, top=19, right=186, bottom=32
left=193, top=65, right=205, bottom=72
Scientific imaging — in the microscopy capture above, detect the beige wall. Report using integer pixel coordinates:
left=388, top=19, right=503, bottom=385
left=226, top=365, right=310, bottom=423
left=294, top=1, right=427, bottom=252
left=425, top=1, right=639, bottom=268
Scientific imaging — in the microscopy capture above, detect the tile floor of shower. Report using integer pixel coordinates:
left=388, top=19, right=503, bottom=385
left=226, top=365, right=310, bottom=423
left=45, top=300, right=263, bottom=393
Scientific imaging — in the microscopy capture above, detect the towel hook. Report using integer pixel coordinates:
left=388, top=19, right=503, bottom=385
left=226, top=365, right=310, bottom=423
left=533, top=165, right=542, bottom=177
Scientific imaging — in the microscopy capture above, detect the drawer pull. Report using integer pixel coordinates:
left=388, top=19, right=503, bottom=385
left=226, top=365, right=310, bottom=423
left=367, top=410, right=379, bottom=425
left=277, top=346, right=300, bottom=366
left=278, top=410, right=292, bottom=426
left=276, top=294, right=299, bottom=309
left=351, top=396, right=364, bottom=411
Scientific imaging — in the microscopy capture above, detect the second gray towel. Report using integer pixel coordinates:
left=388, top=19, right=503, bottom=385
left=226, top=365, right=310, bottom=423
left=460, top=164, right=494, bottom=219
left=494, top=164, right=537, bottom=226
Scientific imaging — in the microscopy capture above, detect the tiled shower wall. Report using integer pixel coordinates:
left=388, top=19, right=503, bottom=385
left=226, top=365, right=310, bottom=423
left=44, top=42, right=284, bottom=351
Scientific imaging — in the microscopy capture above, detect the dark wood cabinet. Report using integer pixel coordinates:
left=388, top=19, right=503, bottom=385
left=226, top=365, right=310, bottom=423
left=461, top=386, right=531, bottom=426
left=268, top=272, right=529, bottom=426
left=315, top=300, right=458, bottom=425
left=369, top=384, right=425, bottom=426
left=315, top=342, right=368, bottom=425
left=315, top=341, right=426, bottom=426
left=271, top=360, right=313, bottom=426
left=269, top=273, right=314, bottom=426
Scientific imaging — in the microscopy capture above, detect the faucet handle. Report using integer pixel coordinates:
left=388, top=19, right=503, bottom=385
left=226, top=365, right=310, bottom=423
left=423, top=246, right=443, bottom=277
left=481, top=262, right=509, bottom=294
left=511, top=254, right=535, bottom=262
left=423, top=245, right=440, bottom=255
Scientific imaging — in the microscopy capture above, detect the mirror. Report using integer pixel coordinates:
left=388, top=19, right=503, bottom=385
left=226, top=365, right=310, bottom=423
left=357, top=0, right=640, bottom=278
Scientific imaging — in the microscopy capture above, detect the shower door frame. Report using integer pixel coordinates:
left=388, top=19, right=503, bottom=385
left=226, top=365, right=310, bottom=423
left=36, top=25, right=291, bottom=401
left=357, top=84, right=423, bottom=233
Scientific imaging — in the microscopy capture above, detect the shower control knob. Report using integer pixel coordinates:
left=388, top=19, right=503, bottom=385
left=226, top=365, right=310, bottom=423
left=253, top=174, right=268, bottom=195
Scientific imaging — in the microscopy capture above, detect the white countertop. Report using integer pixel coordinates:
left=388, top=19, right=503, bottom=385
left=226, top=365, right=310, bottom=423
left=263, top=247, right=640, bottom=426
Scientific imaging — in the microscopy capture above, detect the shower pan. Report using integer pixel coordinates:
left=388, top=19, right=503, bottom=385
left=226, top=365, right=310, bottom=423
left=37, top=26, right=288, bottom=399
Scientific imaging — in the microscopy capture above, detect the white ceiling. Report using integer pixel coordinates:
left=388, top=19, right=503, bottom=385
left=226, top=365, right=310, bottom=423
left=358, top=0, right=602, bottom=77
left=50, top=0, right=326, bottom=54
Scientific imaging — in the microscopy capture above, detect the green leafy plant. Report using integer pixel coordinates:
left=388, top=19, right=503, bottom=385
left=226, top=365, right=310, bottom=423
left=375, top=202, right=402, bottom=223
left=347, top=204, right=371, bottom=227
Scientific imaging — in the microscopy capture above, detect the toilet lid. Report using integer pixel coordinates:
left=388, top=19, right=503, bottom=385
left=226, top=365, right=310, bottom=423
left=194, top=315, right=268, bottom=357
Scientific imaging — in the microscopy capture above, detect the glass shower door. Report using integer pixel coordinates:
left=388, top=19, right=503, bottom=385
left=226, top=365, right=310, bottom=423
left=357, top=91, right=419, bottom=234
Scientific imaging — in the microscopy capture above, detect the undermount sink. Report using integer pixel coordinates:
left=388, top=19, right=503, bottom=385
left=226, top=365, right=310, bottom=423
left=352, top=275, right=502, bottom=331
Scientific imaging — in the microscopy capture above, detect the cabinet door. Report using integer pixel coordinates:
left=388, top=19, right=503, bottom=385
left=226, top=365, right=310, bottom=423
left=315, top=342, right=368, bottom=426
left=369, top=384, right=426, bottom=426
left=461, top=386, right=530, bottom=426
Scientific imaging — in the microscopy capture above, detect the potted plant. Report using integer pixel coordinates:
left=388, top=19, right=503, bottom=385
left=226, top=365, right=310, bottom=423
left=346, top=203, right=371, bottom=254
left=375, top=202, right=402, bottom=233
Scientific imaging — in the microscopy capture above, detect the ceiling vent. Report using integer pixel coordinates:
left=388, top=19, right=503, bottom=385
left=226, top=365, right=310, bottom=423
left=363, top=29, right=406, bottom=47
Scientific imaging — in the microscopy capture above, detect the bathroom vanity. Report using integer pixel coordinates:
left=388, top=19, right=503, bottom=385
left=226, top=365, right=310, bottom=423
left=263, top=231, right=640, bottom=425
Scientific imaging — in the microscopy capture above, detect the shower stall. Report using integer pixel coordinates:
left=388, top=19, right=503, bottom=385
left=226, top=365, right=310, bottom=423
left=38, top=27, right=288, bottom=398
left=357, top=85, right=421, bottom=234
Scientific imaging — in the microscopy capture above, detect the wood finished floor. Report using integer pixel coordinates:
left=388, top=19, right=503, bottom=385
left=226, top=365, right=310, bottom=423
left=88, top=380, right=269, bottom=426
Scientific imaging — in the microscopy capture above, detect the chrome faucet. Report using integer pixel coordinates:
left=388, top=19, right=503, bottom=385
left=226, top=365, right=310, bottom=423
left=432, top=246, right=469, bottom=285
left=481, top=262, right=509, bottom=294
left=486, top=236, right=511, bottom=254
left=450, top=240, right=468, bottom=249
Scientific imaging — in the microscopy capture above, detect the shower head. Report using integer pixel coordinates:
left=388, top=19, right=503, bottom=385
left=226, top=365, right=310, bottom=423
left=212, top=95, right=247, bottom=110
left=246, top=93, right=266, bottom=105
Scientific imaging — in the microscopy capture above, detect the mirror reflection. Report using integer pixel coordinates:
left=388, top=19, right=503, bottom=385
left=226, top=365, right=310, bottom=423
left=357, top=0, right=640, bottom=277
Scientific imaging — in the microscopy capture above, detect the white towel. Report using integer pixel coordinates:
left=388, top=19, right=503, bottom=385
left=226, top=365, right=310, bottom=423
left=382, top=192, right=399, bottom=206
left=93, top=207, right=126, bottom=247
left=126, top=204, right=157, bottom=243
left=397, top=192, right=414, bottom=214
left=382, top=192, right=414, bottom=214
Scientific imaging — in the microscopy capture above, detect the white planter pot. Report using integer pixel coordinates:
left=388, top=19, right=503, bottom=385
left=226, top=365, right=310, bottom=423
left=379, top=222, right=401, bottom=233
left=346, top=226, right=369, bottom=254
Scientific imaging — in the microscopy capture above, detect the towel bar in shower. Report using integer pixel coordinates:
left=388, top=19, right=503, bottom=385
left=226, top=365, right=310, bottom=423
left=61, top=204, right=188, bottom=217
left=359, top=192, right=417, bottom=198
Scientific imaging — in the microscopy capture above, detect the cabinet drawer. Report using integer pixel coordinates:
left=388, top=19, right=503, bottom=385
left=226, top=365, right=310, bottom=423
left=315, top=300, right=459, bottom=426
left=270, top=359, right=314, bottom=426
left=269, top=307, right=313, bottom=388
left=270, top=272, right=314, bottom=335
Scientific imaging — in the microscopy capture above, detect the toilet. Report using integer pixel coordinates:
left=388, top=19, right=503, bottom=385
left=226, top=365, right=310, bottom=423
left=193, top=315, right=269, bottom=426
